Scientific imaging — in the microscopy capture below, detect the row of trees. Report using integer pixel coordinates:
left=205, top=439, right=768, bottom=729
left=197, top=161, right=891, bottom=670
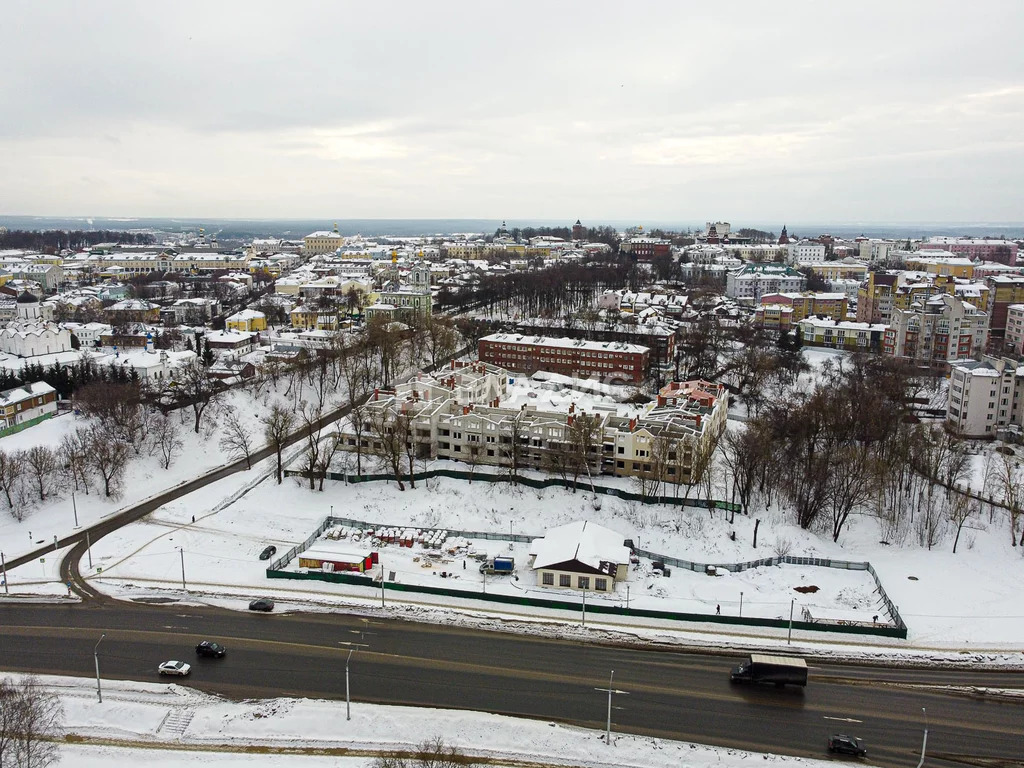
left=714, top=354, right=1024, bottom=550
left=0, top=677, right=63, bottom=768
left=435, top=259, right=630, bottom=318
left=0, top=228, right=154, bottom=250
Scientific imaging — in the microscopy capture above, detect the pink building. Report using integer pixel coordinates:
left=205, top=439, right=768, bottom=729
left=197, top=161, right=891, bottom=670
left=919, top=238, right=1018, bottom=265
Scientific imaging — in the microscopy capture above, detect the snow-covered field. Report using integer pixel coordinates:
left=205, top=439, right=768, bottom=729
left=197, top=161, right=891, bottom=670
left=17, top=672, right=833, bottom=768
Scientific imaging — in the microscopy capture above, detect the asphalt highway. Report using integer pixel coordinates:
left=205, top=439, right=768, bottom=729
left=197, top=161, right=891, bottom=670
left=1, top=601, right=1021, bottom=766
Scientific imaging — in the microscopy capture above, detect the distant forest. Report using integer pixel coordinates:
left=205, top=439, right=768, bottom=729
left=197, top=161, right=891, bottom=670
left=0, top=229, right=156, bottom=251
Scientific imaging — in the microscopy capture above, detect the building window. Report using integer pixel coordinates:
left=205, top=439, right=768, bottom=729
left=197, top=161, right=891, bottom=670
left=542, top=572, right=554, bottom=586
left=595, top=578, right=608, bottom=591
left=578, top=576, right=590, bottom=589
left=559, top=574, right=571, bottom=587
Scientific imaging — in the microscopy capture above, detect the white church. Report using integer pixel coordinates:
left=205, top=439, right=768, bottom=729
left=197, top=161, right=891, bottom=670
left=0, top=291, right=73, bottom=358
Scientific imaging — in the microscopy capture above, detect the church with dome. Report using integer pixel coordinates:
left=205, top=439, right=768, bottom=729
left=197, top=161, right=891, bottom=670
left=0, top=291, right=73, bottom=358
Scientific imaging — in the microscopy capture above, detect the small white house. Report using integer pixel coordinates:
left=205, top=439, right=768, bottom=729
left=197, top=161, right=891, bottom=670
left=529, top=520, right=630, bottom=593
left=0, top=381, right=58, bottom=432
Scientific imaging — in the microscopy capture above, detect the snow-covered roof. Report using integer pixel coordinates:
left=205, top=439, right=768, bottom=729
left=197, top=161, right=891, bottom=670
left=530, top=520, right=630, bottom=572
left=481, top=333, right=650, bottom=355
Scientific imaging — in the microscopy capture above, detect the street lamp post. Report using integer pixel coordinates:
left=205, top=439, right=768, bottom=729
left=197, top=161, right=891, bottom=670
left=739, top=591, right=744, bottom=617
left=72, top=491, right=79, bottom=528
left=915, top=707, right=928, bottom=768
left=178, top=547, right=186, bottom=591
left=86, top=530, right=93, bottom=570
left=581, top=585, right=587, bottom=627
left=594, top=670, right=629, bottom=746
left=1, top=550, right=8, bottom=594
left=94, top=633, right=106, bottom=703
left=339, top=641, right=368, bottom=721
left=787, top=598, right=795, bottom=644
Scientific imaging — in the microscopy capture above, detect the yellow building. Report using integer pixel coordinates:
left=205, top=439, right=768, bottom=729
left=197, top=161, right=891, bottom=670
left=289, top=305, right=339, bottom=331
left=225, top=309, right=267, bottom=333
left=756, top=292, right=848, bottom=329
left=303, top=228, right=344, bottom=255
left=805, top=259, right=869, bottom=281
left=905, top=254, right=974, bottom=278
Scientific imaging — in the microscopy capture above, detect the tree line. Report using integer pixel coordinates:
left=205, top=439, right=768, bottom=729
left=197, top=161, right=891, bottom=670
left=0, top=229, right=155, bottom=250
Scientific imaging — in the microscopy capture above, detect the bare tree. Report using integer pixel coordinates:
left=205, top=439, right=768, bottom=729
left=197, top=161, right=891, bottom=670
left=219, top=407, right=255, bottom=469
left=947, top=490, right=977, bottom=554
left=262, top=403, right=296, bottom=484
left=87, top=427, right=132, bottom=497
left=0, top=450, right=24, bottom=513
left=23, top=446, right=59, bottom=503
left=367, top=404, right=406, bottom=490
left=0, top=676, right=64, bottom=768
left=995, top=451, right=1024, bottom=546
left=499, top=408, right=529, bottom=485
left=566, top=411, right=601, bottom=493
left=297, top=404, right=324, bottom=490
left=370, top=736, right=466, bottom=768
left=394, top=409, right=418, bottom=489
left=151, top=411, right=183, bottom=470
left=60, top=430, right=92, bottom=494
left=168, top=357, right=225, bottom=434
left=316, top=424, right=345, bottom=491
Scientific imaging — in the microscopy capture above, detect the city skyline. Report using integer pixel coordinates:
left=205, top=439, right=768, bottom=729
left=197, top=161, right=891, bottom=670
left=2, top=1, right=1022, bottom=221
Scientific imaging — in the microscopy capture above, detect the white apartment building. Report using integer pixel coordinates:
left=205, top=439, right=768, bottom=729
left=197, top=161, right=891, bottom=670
left=858, top=239, right=896, bottom=263
left=787, top=240, right=827, bottom=265
left=726, top=263, right=806, bottom=303
left=947, top=356, right=1024, bottom=438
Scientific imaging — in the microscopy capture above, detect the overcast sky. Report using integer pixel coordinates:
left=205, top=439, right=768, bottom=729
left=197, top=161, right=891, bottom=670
left=2, top=1, right=1022, bottom=223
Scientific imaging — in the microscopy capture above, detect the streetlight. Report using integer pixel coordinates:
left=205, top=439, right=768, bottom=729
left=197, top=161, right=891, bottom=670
left=94, top=633, right=106, bottom=703
left=594, top=670, right=629, bottom=746
left=787, top=598, right=795, bottom=644
left=339, top=641, right=368, bottom=721
left=177, top=547, right=186, bottom=592
left=71, top=491, right=79, bottom=528
left=739, top=591, right=744, bottom=617
left=915, top=707, right=928, bottom=768
left=1, top=550, right=8, bottom=594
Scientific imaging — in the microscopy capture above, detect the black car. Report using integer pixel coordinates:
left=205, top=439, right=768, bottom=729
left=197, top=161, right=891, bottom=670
left=259, top=545, right=277, bottom=561
left=195, top=641, right=226, bottom=658
left=248, top=598, right=275, bottom=612
left=828, top=735, right=867, bottom=757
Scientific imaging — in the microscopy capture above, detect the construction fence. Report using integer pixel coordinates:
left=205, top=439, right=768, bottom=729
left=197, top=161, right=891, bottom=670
left=267, top=514, right=907, bottom=639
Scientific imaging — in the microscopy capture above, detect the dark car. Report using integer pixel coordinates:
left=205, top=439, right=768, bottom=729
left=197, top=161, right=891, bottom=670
left=828, top=735, right=867, bottom=757
left=195, top=641, right=226, bottom=658
left=259, top=545, right=277, bottom=561
left=248, top=598, right=275, bottom=612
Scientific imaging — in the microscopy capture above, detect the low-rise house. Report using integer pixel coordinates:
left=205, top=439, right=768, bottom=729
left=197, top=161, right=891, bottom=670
left=529, top=520, right=630, bottom=593
left=205, top=329, right=258, bottom=352
left=797, top=318, right=888, bottom=352
left=225, top=309, right=267, bottom=333
left=0, top=381, right=58, bottom=433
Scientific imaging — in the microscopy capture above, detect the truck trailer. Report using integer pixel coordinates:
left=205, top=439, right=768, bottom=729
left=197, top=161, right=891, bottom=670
left=479, top=556, right=515, bottom=575
left=729, top=654, right=808, bottom=687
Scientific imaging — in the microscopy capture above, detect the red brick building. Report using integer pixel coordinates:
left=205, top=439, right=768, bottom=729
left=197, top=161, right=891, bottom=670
left=478, top=334, right=650, bottom=383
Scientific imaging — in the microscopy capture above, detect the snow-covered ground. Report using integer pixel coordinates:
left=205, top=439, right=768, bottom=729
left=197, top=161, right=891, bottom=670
left=15, top=672, right=834, bottom=768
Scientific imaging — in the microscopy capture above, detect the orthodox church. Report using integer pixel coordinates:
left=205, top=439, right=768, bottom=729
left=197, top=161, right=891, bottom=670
left=0, top=291, right=73, bottom=357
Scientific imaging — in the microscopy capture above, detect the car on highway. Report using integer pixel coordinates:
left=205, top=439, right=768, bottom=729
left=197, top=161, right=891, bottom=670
left=827, top=735, right=867, bottom=757
left=259, top=545, right=277, bottom=560
left=158, top=660, right=191, bottom=676
left=195, top=641, right=226, bottom=658
left=248, top=598, right=275, bottom=612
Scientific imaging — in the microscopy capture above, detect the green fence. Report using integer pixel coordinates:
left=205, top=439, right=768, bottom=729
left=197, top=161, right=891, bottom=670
left=267, top=565, right=906, bottom=639
left=0, top=411, right=55, bottom=438
left=285, top=466, right=742, bottom=514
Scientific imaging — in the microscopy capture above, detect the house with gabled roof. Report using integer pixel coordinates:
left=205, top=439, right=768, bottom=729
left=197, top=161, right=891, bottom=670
left=529, top=520, right=630, bottom=592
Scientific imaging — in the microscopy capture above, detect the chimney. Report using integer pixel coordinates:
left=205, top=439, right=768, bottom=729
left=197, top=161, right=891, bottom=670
left=569, top=402, right=575, bottom=414
left=629, top=417, right=636, bottom=431
left=567, top=414, right=574, bottom=426
left=374, top=388, right=379, bottom=401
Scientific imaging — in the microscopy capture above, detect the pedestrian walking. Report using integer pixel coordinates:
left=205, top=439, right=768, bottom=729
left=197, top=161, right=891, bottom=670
left=716, top=604, right=720, bottom=615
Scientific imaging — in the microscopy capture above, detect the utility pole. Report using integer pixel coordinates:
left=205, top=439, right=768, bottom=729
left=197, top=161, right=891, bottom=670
left=94, top=633, right=106, bottom=703
left=739, top=591, right=744, bottom=617
left=581, top=585, right=587, bottom=627
left=1, top=550, right=7, bottom=594
left=594, top=670, right=629, bottom=746
left=787, top=598, right=795, bottom=644
left=72, top=491, right=79, bottom=528
left=339, top=641, right=369, bottom=721
left=86, top=530, right=93, bottom=570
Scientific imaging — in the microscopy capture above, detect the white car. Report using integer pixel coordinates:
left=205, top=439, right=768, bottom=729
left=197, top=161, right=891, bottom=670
left=158, top=660, right=191, bottom=676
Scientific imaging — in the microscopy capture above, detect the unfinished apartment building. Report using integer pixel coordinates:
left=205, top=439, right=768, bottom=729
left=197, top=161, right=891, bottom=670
left=344, top=360, right=728, bottom=485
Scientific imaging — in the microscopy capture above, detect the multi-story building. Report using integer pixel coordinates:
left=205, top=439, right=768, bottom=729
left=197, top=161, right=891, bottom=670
left=804, top=258, right=869, bottom=282
left=985, top=275, right=1024, bottom=342
left=303, top=229, right=344, bottom=255
left=726, top=263, right=806, bottom=303
left=479, top=334, right=650, bottom=384
left=797, top=318, right=887, bottom=351
left=755, top=292, right=848, bottom=329
left=904, top=252, right=975, bottom=278
left=1004, top=305, right=1024, bottom=355
left=786, top=240, right=827, bottom=265
left=340, top=362, right=727, bottom=486
left=0, top=381, right=58, bottom=433
left=858, top=239, right=896, bottom=264
left=857, top=272, right=898, bottom=324
left=620, top=237, right=671, bottom=262
left=883, top=293, right=988, bottom=366
left=946, top=356, right=1024, bottom=438
left=515, top=319, right=676, bottom=369
left=920, top=237, right=1018, bottom=265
